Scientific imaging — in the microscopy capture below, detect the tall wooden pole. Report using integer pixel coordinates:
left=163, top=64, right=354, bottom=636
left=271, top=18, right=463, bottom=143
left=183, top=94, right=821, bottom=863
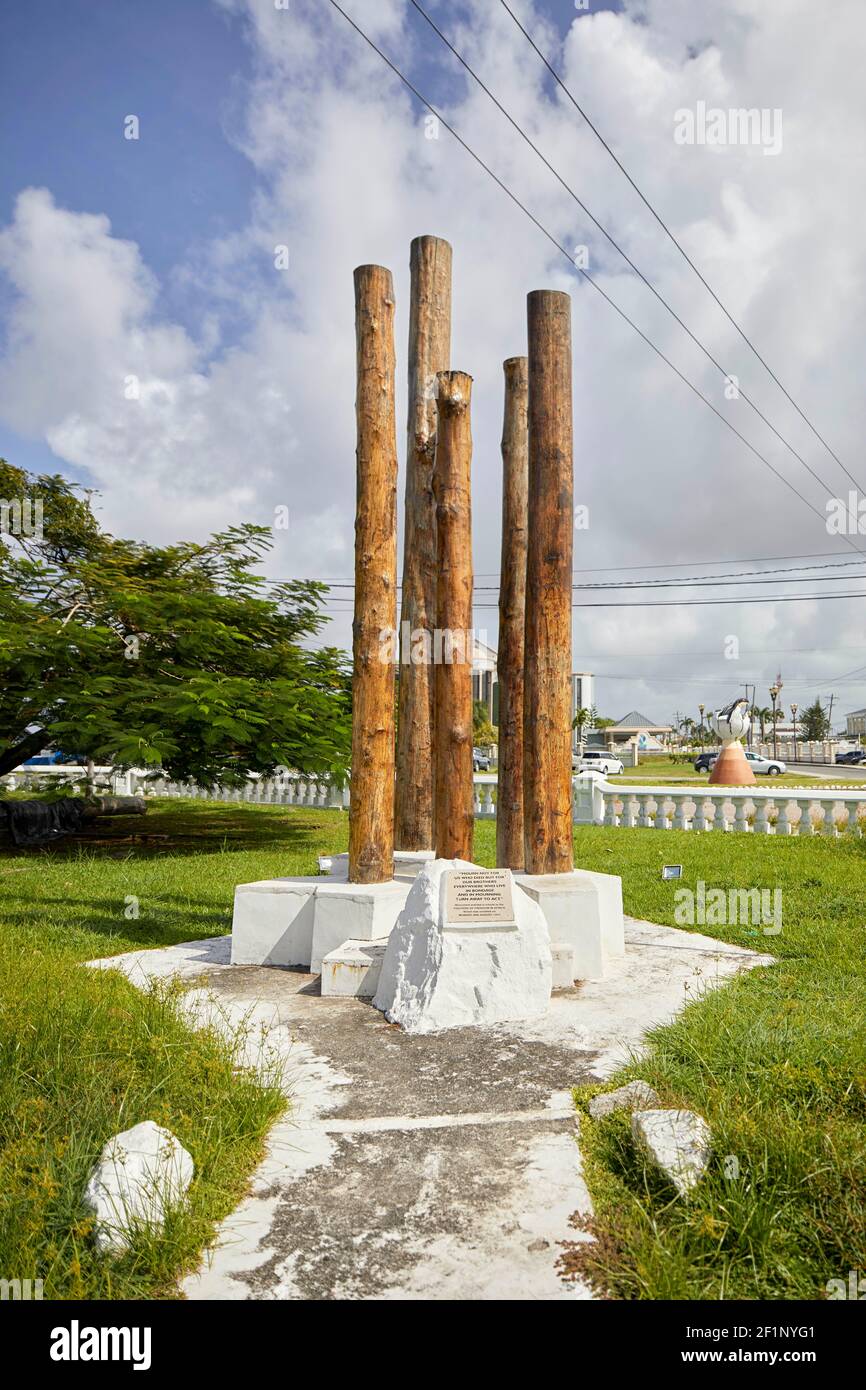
left=496, top=356, right=528, bottom=870
left=349, top=265, right=398, bottom=884
left=395, top=236, right=452, bottom=851
left=524, top=291, right=574, bottom=876
left=433, top=370, right=474, bottom=862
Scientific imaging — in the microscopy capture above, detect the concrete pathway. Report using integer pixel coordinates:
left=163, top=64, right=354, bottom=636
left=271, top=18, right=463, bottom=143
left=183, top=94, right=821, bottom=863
left=89, top=921, right=773, bottom=1300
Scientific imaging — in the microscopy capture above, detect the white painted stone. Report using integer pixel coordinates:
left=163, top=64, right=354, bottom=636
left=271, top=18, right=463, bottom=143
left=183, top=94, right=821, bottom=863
left=327, top=850, right=436, bottom=881
left=631, top=1109, right=711, bottom=1195
left=310, top=879, right=412, bottom=974
left=588, top=1080, right=660, bottom=1119
left=550, top=942, right=576, bottom=991
left=321, top=939, right=386, bottom=997
left=83, top=1121, right=194, bottom=1256
left=231, top=876, right=324, bottom=969
left=373, top=860, right=552, bottom=1034
left=515, top=868, right=625, bottom=980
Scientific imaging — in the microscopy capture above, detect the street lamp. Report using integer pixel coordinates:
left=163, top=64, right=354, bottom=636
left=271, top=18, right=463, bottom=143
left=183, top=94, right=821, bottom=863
left=698, top=703, right=705, bottom=749
left=790, top=702, right=798, bottom=763
left=769, top=683, right=780, bottom=760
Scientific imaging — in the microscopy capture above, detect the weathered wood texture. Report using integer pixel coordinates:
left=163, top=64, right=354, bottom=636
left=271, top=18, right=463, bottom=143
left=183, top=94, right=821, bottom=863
left=433, top=370, right=474, bottom=862
left=395, top=236, right=452, bottom=850
left=349, top=264, right=398, bottom=884
left=496, top=356, right=528, bottom=870
left=524, top=291, right=575, bottom=875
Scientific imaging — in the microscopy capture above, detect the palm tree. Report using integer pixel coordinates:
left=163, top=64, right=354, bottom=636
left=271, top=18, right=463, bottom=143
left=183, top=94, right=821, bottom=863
left=752, top=706, right=772, bottom=742
left=572, top=707, right=592, bottom=753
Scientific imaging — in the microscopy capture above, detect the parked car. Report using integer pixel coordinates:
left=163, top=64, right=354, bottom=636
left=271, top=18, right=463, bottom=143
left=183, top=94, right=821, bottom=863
left=836, top=749, right=866, bottom=764
left=744, top=751, right=786, bottom=775
left=574, top=750, right=624, bottom=776
left=472, top=747, right=491, bottom=772
left=694, top=750, right=785, bottom=775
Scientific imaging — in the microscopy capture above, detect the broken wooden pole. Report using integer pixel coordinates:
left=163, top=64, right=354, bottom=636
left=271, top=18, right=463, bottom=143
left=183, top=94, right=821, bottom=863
left=395, top=236, right=452, bottom=852
left=524, top=291, right=575, bottom=875
left=496, top=356, right=529, bottom=871
left=349, top=264, right=398, bottom=884
left=433, top=370, right=474, bottom=862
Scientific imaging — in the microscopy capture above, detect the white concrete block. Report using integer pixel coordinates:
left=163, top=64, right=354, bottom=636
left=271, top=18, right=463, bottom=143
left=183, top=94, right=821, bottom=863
left=374, top=859, right=552, bottom=1035
left=231, top=876, right=322, bottom=969
left=326, top=849, right=436, bottom=881
left=321, top=939, right=387, bottom=998
left=310, top=879, right=412, bottom=974
left=515, top=868, right=625, bottom=981
left=550, top=942, right=576, bottom=991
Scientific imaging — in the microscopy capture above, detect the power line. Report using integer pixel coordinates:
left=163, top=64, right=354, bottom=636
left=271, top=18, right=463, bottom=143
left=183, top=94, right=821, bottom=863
left=408, top=0, right=864, bottom=526
left=325, top=0, right=861, bottom=555
left=498, top=0, right=863, bottom=493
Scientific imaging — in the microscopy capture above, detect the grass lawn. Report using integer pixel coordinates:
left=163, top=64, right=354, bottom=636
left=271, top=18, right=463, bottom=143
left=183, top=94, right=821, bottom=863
left=1, top=798, right=863, bottom=1300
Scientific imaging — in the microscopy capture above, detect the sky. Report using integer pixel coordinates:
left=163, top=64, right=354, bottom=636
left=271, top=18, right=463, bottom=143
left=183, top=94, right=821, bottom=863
left=1, top=0, right=865, bottom=730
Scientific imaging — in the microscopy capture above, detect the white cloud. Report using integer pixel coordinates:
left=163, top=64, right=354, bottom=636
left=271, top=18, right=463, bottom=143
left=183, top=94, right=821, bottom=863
left=1, top=0, right=865, bottom=720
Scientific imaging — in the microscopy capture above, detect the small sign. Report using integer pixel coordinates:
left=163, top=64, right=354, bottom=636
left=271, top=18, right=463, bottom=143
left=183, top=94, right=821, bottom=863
left=662, top=864, right=683, bottom=881
left=444, top=869, right=516, bottom=927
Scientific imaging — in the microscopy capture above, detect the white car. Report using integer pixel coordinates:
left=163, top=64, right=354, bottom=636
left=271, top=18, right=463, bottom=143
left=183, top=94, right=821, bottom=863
left=574, top=750, right=624, bottom=776
left=744, top=751, right=786, bottom=776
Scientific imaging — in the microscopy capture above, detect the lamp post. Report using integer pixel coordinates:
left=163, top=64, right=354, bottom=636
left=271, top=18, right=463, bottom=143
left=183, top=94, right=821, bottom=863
left=790, top=702, right=798, bottom=763
left=698, top=703, right=705, bottom=750
left=769, top=683, right=780, bottom=760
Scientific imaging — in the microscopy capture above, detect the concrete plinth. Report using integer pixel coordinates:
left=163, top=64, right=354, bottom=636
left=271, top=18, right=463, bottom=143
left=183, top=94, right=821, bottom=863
left=321, top=939, right=387, bottom=998
left=326, top=850, right=436, bottom=881
left=708, top=741, right=756, bottom=785
left=514, top=869, right=625, bottom=981
left=310, top=879, right=412, bottom=974
left=231, top=876, right=325, bottom=969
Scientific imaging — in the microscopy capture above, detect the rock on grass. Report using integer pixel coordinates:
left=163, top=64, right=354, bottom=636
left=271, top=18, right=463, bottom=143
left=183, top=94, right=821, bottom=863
left=83, top=1120, right=194, bottom=1255
left=631, top=1109, right=711, bottom=1196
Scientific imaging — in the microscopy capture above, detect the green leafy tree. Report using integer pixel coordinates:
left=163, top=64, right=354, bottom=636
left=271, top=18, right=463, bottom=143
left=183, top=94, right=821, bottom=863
left=472, top=700, right=497, bottom=746
left=0, top=462, right=351, bottom=784
left=800, top=699, right=830, bottom=742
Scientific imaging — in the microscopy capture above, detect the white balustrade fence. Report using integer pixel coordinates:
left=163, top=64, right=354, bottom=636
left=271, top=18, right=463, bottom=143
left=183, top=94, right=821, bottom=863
left=575, top=773, right=866, bottom=837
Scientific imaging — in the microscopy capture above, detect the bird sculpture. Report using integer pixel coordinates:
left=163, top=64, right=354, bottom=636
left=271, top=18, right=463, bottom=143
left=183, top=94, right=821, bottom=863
left=707, top=697, right=756, bottom=785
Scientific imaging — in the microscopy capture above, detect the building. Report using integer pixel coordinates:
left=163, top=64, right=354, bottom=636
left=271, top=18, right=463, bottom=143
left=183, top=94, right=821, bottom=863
left=590, top=709, right=672, bottom=752
left=846, top=708, right=866, bottom=738
left=571, top=671, right=595, bottom=751
left=470, top=640, right=594, bottom=744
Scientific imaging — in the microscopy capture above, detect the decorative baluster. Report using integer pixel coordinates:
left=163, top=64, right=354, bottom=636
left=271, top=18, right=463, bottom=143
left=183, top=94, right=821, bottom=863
left=638, top=794, right=653, bottom=828
left=754, top=797, right=770, bottom=834
left=603, top=792, right=617, bottom=827
left=822, top=801, right=837, bottom=837
left=653, top=796, right=668, bottom=830
left=693, top=795, right=707, bottom=832
left=776, top=799, right=791, bottom=837
left=732, top=795, right=749, bottom=833
left=672, top=794, right=688, bottom=830
left=622, top=794, right=637, bottom=829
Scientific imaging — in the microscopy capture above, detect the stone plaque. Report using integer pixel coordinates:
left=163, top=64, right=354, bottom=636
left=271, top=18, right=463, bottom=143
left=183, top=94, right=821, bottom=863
left=444, top=869, right=516, bottom=927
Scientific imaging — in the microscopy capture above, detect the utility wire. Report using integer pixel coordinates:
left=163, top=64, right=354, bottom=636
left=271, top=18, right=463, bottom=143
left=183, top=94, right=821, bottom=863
left=326, top=1, right=861, bottom=555
left=498, top=0, right=863, bottom=492
left=408, top=0, right=865, bottom=533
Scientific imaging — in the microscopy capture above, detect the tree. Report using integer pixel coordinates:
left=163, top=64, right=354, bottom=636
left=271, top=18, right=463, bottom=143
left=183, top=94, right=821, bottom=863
left=751, top=706, right=772, bottom=741
left=0, top=461, right=352, bottom=784
left=800, top=699, right=830, bottom=742
left=472, top=700, right=497, bottom=747
left=571, top=706, right=593, bottom=749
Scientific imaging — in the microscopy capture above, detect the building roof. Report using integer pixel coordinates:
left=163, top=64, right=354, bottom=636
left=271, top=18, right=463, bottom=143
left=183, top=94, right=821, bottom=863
left=613, top=710, right=670, bottom=730
left=847, top=708, right=866, bottom=717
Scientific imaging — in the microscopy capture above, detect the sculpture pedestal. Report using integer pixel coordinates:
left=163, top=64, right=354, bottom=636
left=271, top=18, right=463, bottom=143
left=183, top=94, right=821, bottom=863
left=514, top=868, right=625, bottom=981
left=708, top=741, right=756, bottom=785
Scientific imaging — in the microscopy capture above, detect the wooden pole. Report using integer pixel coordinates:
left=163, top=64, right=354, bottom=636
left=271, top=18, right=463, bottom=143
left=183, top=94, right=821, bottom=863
left=349, top=264, right=398, bottom=884
left=395, top=236, right=452, bottom=851
left=433, top=370, right=474, bottom=862
left=496, top=356, right=528, bottom=870
left=524, top=291, right=574, bottom=876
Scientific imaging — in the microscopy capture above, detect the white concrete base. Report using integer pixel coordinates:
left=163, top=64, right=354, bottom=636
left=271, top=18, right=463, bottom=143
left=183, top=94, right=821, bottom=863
left=550, top=942, right=575, bottom=991
left=321, top=939, right=387, bottom=998
left=515, top=869, right=625, bottom=981
left=231, top=876, right=325, bottom=969
left=374, top=860, right=552, bottom=1034
left=310, top=879, right=412, bottom=974
left=326, top=850, right=436, bottom=882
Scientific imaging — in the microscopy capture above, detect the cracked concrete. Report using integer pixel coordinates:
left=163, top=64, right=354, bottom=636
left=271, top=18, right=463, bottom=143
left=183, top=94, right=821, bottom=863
left=88, top=919, right=773, bottom=1300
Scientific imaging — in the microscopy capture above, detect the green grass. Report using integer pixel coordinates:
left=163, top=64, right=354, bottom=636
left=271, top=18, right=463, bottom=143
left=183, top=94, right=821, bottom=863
left=2, top=800, right=864, bottom=1300
left=0, top=799, right=351, bottom=1300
